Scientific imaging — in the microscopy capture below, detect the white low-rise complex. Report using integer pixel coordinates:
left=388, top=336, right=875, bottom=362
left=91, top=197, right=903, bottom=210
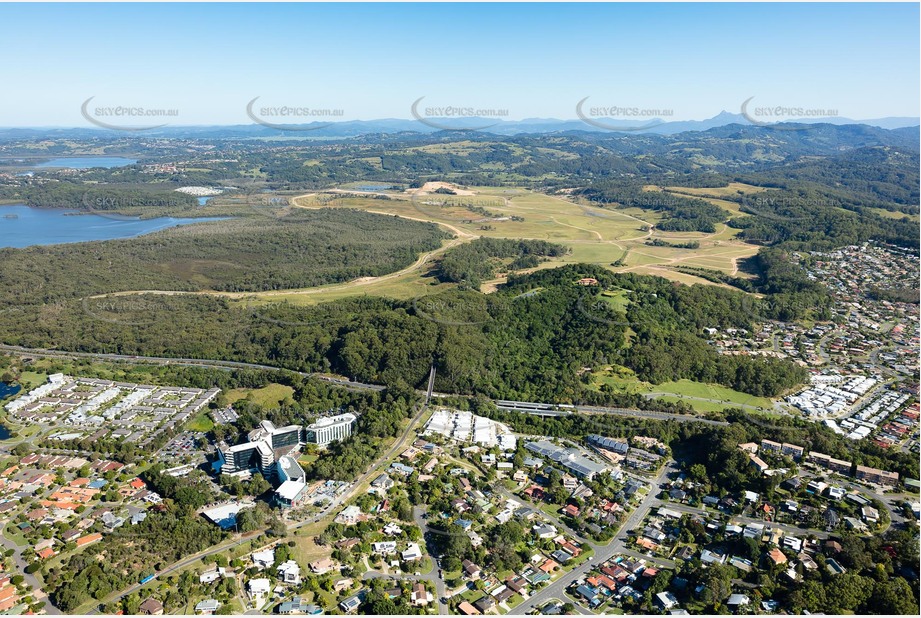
left=786, top=374, right=878, bottom=418
left=5, top=374, right=218, bottom=446
left=424, top=408, right=516, bottom=450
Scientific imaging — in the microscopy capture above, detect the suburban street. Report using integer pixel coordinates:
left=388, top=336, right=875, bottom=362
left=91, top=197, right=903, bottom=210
left=83, top=401, right=434, bottom=614
left=88, top=531, right=263, bottom=614
left=0, top=522, right=59, bottom=614
left=510, top=462, right=677, bottom=614
left=508, top=463, right=919, bottom=615
left=411, top=507, right=449, bottom=614
left=1, top=345, right=915, bottom=616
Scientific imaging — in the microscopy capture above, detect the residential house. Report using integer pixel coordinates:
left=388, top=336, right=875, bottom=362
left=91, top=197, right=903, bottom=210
left=462, top=559, right=482, bottom=579
left=766, top=548, right=788, bottom=566
left=339, top=591, right=365, bottom=613
left=410, top=582, right=432, bottom=607
left=309, top=557, right=336, bottom=575
left=727, top=594, right=750, bottom=610
left=655, top=592, right=678, bottom=611
left=248, top=578, right=271, bottom=602
left=139, top=598, right=164, bottom=616
left=372, top=542, right=397, bottom=555
left=199, top=567, right=226, bottom=584
left=474, top=596, right=495, bottom=613
left=252, top=548, right=275, bottom=569
left=402, top=543, right=423, bottom=562
left=194, top=600, right=220, bottom=615
left=277, top=560, right=301, bottom=585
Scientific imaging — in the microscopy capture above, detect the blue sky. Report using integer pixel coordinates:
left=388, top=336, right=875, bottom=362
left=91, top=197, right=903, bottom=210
left=1, top=2, right=918, bottom=126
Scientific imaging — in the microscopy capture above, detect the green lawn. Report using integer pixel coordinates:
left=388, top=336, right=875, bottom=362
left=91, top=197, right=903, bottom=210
left=600, top=289, right=632, bottom=313
left=408, top=556, right=434, bottom=576
left=16, top=371, right=47, bottom=390
left=651, top=379, right=774, bottom=410
left=291, top=522, right=332, bottom=565
left=185, top=413, right=214, bottom=433
left=590, top=366, right=652, bottom=395
left=539, top=503, right=564, bottom=519
left=2, top=526, right=28, bottom=548
left=589, top=370, right=773, bottom=412
left=298, top=453, right=319, bottom=467
left=224, top=383, right=295, bottom=408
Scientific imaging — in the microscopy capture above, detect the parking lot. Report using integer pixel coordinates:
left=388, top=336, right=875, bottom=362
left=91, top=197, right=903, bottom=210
left=160, top=431, right=207, bottom=458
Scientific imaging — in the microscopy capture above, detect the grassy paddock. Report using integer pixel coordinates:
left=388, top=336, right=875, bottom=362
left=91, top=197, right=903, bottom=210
left=224, top=383, right=295, bottom=408
left=273, top=185, right=760, bottom=304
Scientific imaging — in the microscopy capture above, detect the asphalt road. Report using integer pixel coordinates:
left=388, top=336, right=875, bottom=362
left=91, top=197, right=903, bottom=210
left=0, top=522, right=60, bottom=614
left=88, top=531, right=262, bottom=614
left=510, top=462, right=677, bottom=614
left=4, top=343, right=910, bottom=615
left=411, top=507, right=449, bottom=615
left=355, top=506, right=450, bottom=614
left=509, top=465, right=919, bottom=616
left=0, top=344, right=385, bottom=394
left=0, top=344, right=730, bottom=426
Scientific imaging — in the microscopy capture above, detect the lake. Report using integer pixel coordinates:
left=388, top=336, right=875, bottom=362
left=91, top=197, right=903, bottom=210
left=353, top=184, right=393, bottom=191
left=35, top=157, right=137, bottom=169
left=0, top=383, right=20, bottom=440
left=0, top=204, right=225, bottom=248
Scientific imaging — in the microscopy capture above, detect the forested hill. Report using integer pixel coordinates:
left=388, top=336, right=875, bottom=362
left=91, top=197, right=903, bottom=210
left=736, top=146, right=920, bottom=214
left=0, top=263, right=809, bottom=403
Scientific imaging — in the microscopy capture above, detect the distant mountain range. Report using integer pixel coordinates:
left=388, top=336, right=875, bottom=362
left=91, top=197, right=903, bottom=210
left=0, top=111, right=917, bottom=140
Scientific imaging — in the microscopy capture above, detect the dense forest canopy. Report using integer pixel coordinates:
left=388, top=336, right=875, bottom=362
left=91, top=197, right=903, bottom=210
left=435, top=238, right=568, bottom=287
left=0, top=264, right=809, bottom=401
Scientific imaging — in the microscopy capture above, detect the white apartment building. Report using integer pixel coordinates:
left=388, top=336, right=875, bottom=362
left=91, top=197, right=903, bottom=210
left=305, top=413, right=357, bottom=446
